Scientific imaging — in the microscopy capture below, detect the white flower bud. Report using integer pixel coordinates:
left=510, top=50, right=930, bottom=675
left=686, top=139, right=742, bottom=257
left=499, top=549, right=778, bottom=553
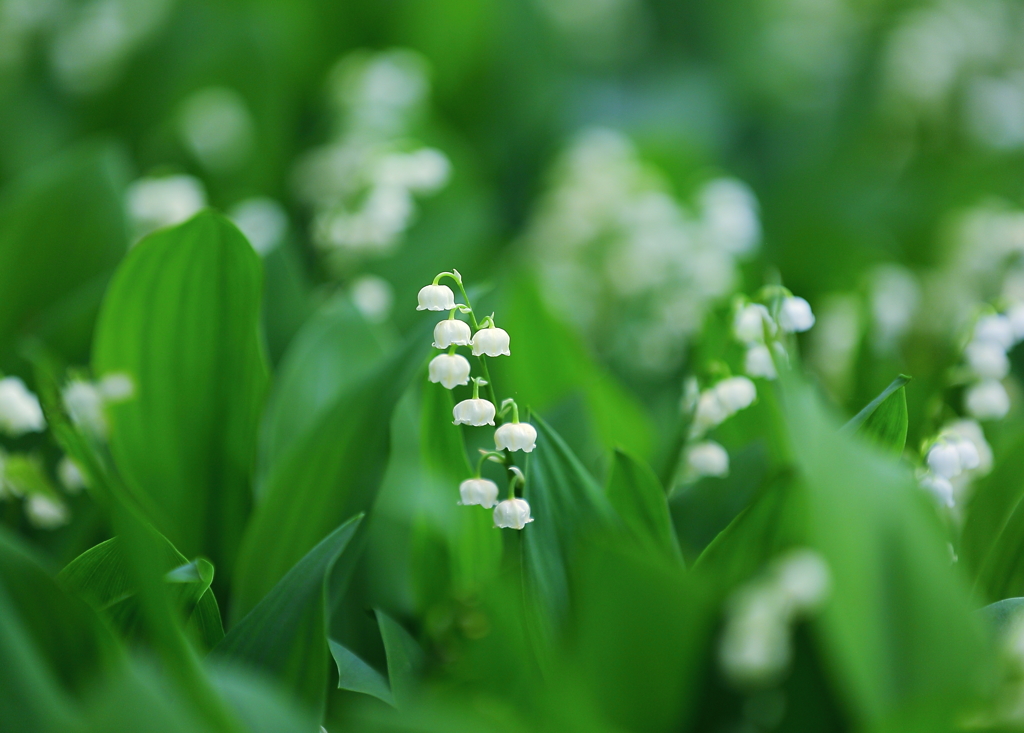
left=453, top=398, right=495, bottom=426
left=459, top=478, right=499, bottom=508
left=778, top=296, right=815, bottom=333
left=26, top=495, right=69, bottom=529
left=494, top=422, right=537, bottom=452
left=919, top=472, right=954, bottom=508
left=493, top=497, right=534, bottom=529
left=927, top=441, right=962, bottom=479
left=965, top=340, right=1010, bottom=380
left=943, top=419, right=992, bottom=474
left=965, top=379, right=1011, bottom=421
left=715, top=376, right=757, bottom=414
left=773, top=550, right=830, bottom=611
left=417, top=284, right=456, bottom=311
left=0, top=377, right=46, bottom=436
left=948, top=434, right=980, bottom=471
left=428, top=354, right=471, bottom=389
left=63, top=380, right=107, bottom=437
left=98, top=373, right=135, bottom=402
left=433, top=319, right=472, bottom=348
left=691, top=390, right=728, bottom=436
left=470, top=327, right=511, bottom=357
left=973, top=314, right=1014, bottom=350
left=686, top=441, right=729, bottom=478
left=744, top=344, right=777, bottom=379
left=58, top=456, right=86, bottom=494
left=733, top=304, right=775, bottom=344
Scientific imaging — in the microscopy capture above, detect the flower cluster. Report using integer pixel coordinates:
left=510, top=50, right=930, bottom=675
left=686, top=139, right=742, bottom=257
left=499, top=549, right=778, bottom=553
left=62, top=372, right=134, bottom=439
left=418, top=270, right=537, bottom=529
left=733, top=289, right=816, bottom=381
left=719, top=549, right=832, bottom=688
left=917, top=419, right=992, bottom=509
left=961, top=312, right=1022, bottom=421
left=0, top=376, right=46, bottom=437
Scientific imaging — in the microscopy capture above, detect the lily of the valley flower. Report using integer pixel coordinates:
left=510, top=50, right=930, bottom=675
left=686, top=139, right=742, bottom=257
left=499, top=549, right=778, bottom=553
left=744, top=344, right=777, bottom=380
left=686, top=441, right=730, bottom=478
left=733, top=303, right=775, bottom=344
left=965, top=379, right=1010, bottom=421
left=0, top=377, right=46, bottom=437
left=459, top=478, right=499, bottom=508
left=433, top=317, right=472, bottom=349
left=715, top=376, right=757, bottom=413
left=493, top=497, right=533, bottom=529
left=919, top=471, right=955, bottom=507
left=417, top=283, right=456, bottom=311
left=495, top=422, right=537, bottom=452
left=428, top=353, right=471, bottom=389
left=453, top=398, right=495, bottom=426
left=471, top=323, right=511, bottom=357
left=926, top=440, right=962, bottom=480
left=778, top=296, right=815, bottom=333
left=25, top=495, right=69, bottom=529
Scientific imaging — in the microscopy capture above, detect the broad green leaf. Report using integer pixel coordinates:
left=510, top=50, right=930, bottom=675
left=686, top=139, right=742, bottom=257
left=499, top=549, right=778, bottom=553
left=233, top=327, right=426, bottom=619
left=59, top=536, right=224, bottom=651
left=330, top=639, right=394, bottom=706
left=0, top=142, right=127, bottom=356
left=257, top=292, right=388, bottom=496
left=329, top=609, right=424, bottom=709
left=841, top=374, right=911, bottom=456
left=93, top=211, right=269, bottom=580
left=605, top=448, right=682, bottom=564
left=212, top=515, right=363, bottom=715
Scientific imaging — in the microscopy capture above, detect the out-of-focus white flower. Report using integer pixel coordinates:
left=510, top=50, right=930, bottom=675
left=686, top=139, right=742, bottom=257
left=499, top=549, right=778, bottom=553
left=98, top=373, right=134, bottom=402
left=453, top=398, right=495, bottom=427
left=965, top=339, right=1010, bottom=379
left=870, top=264, right=920, bottom=351
left=733, top=304, right=775, bottom=344
left=493, top=497, right=534, bottom=529
left=927, top=440, right=962, bottom=479
left=778, top=296, right=815, bottom=333
left=26, top=494, right=69, bottom=529
left=946, top=433, right=981, bottom=471
left=719, top=583, right=791, bottom=687
left=686, top=441, right=729, bottom=478
left=417, top=284, right=456, bottom=311
left=350, top=275, right=394, bottom=323
left=178, top=86, right=254, bottom=172
left=973, top=314, right=1015, bottom=350
left=715, top=377, right=757, bottom=414
left=58, top=456, right=86, bottom=494
left=745, top=344, right=778, bottom=380
left=1007, top=302, right=1024, bottom=341
left=432, top=319, right=472, bottom=348
left=229, top=198, right=288, bottom=256
left=127, top=175, right=206, bottom=240
left=63, top=380, right=106, bottom=437
left=470, top=327, right=511, bottom=357
left=691, top=390, right=729, bottom=436
left=698, top=178, right=761, bottom=256
left=428, top=354, right=471, bottom=390
left=943, top=419, right=993, bottom=475
left=459, top=478, right=499, bottom=508
left=494, top=422, right=537, bottom=453
left=375, top=148, right=451, bottom=193
left=0, top=377, right=45, bottom=436
left=919, top=471, right=955, bottom=507
left=965, top=379, right=1011, bottom=420
left=773, top=550, right=831, bottom=611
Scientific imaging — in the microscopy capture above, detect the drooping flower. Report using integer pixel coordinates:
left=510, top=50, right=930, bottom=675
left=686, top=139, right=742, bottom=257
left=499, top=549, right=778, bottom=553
left=63, top=380, right=107, bottom=438
left=926, top=441, right=962, bottom=480
left=686, top=441, right=730, bottom=478
left=471, top=327, right=511, bottom=357
left=428, top=354, right=471, bottom=389
left=973, top=314, right=1014, bottom=350
left=773, top=550, right=831, bottom=611
left=715, top=376, right=757, bottom=413
left=0, top=377, right=46, bottom=436
left=778, top=296, right=815, bottom=333
left=733, top=304, right=775, bottom=344
left=25, top=495, right=69, bottom=529
left=58, top=456, right=87, bottom=494
left=919, top=472, right=955, bottom=507
left=493, top=497, right=534, bottom=529
left=692, top=390, right=729, bottom=436
left=965, top=379, right=1011, bottom=420
left=453, top=398, right=496, bottom=426
left=417, top=284, right=456, bottom=311
left=965, top=340, right=1010, bottom=379
left=744, top=344, right=778, bottom=380
left=433, top=318, right=472, bottom=348
left=947, top=433, right=980, bottom=471
left=459, top=478, right=500, bottom=508
left=494, top=422, right=537, bottom=453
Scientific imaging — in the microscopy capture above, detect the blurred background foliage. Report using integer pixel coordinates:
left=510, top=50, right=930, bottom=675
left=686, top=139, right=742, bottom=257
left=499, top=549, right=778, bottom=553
left=4, top=0, right=1024, bottom=731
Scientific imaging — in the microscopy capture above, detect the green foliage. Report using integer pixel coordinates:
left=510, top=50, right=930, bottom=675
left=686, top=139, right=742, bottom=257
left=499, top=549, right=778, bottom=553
left=605, top=448, right=682, bottom=564
left=842, top=375, right=911, bottom=456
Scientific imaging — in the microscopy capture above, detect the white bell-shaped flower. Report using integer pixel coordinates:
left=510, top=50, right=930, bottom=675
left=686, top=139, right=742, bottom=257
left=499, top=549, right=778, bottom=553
left=943, top=419, right=992, bottom=474
left=973, top=314, right=1014, bottom=350
left=686, top=441, right=730, bottom=478
left=951, top=435, right=980, bottom=471
left=493, top=497, right=534, bottom=529
left=428, top=354, right=471, bottom=389
left=691, top=390, right=728, bottom=436
left=471, top=327, right=511, bottom=357
left=433, top=318, right=472, bottom=348
left=773, top=550, right=831, bottom=611
left=733, top=304, right=775, bottom=344
left=63, top=380, right=107, bottom=438
left=25, top=495, right=69, bottom=529
left=715, top=376, right=757, bottom=414
left=459, top=478, right=499, bottom=508
left=919, top=472, right=954, bottom=508
left=744, top=344, right=778, bottom=379
left=417, top=284, right=456, bottom=311
left=965, top=379, right=1011, bottom=421
left=58, top=456, right=87, bottom=494
left=926, top=441, right=962, bottom=479
left=778, top=296, right=815, bottom=333
left=0, top=377, right=46, bottom=436
left=494, top=422, right=537, bottom=452
left=453, top=398, right=495, bottom=426
left=965, top=340, right=1010, bottom=380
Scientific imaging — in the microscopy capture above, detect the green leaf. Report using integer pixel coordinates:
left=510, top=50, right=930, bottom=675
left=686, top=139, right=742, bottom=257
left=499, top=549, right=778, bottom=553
left=212, top=515, right=363, bottom=715
left=0, top=142, right=127, bottom=356
left=59, top=536, right=224, bottom=651
left=92, top=210, right=269, bottom=580
left=841, top=375, right=911, bottom=456
left=329, top=639, right=394, bottom=706
left=232, top=326, right=426, bottom=620
left=605, top=448, right=683, bottom=564
left=329, top=609, right=424, bottom=709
